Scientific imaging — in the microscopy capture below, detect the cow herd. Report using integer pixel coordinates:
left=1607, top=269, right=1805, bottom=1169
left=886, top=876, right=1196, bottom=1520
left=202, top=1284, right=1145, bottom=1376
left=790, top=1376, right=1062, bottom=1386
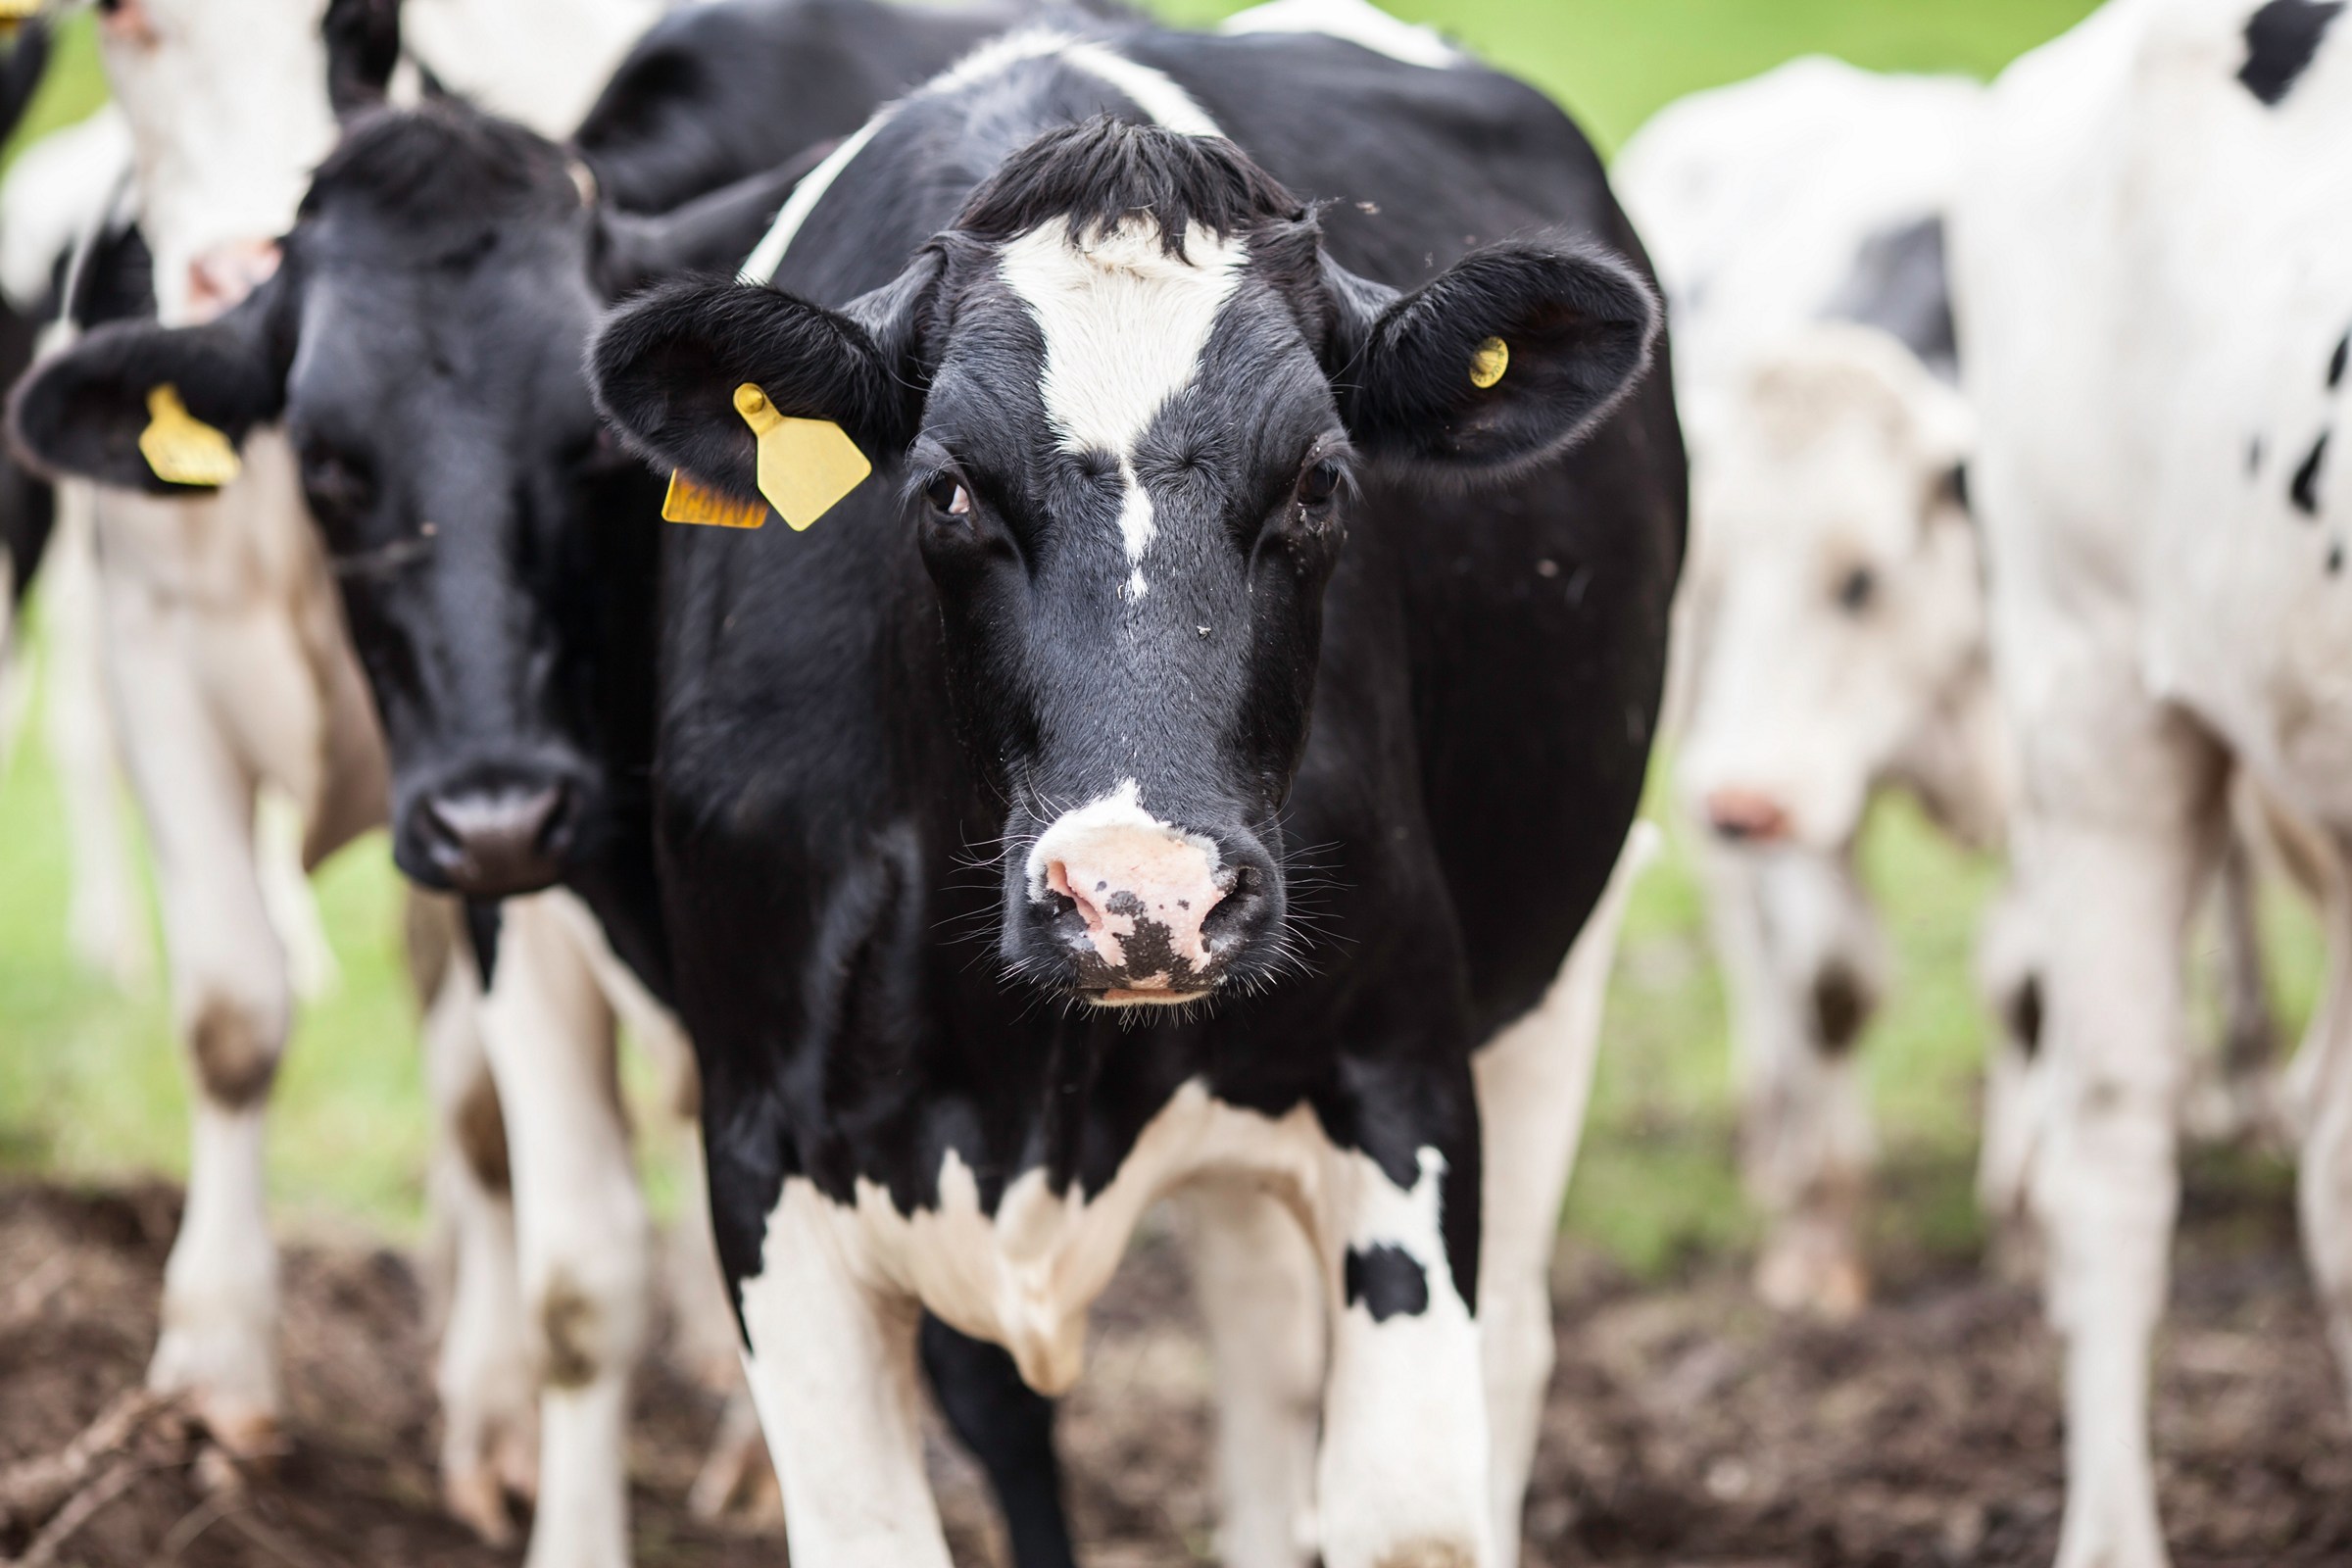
left=0, top=1, right=2343, bottom=1566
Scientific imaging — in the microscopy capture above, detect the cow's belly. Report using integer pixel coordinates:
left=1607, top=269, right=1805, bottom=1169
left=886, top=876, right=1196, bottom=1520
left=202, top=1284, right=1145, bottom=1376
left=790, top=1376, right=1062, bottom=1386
left=744, top=1082, right=1343, bottom=1396
left=2150, top=536, right=2352, bottom=826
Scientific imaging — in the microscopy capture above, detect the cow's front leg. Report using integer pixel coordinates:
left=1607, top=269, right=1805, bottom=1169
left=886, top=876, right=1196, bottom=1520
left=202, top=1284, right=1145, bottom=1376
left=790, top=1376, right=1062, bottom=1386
left=2033, top=809, right=2211, bottom=1568
left=1310, top=1065, right=1492, bottom=1568
left=1179, top=1176, right=1325, bottom=1568
left=102, top=555, right=288, bottom=1456
left=474, top=894, right=650, bottom=1568
left=1475, top=825, right=1653, bottom=1564
left=735, top=1176, right=953, bottom=1568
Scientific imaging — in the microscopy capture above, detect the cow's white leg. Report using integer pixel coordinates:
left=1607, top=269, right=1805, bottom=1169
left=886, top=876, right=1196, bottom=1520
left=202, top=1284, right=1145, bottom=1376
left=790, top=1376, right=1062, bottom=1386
left=1474, top=824, right=1653, bottom=1564
left=1311, top=1132, right=1492, bottom=1568
left=1179, top=1177, right=1325, bottom=1568
left=2293, top=837, right=2352, bottom=1418
left=256, top=784, right=339, bottom=1001
left=739, top=1178, right=953, bottom=1568
left=1702, top=844, right=1879, bottom=1317
left=415, top=893, right=538, bottom=1543
left=2032, top=805, right=2215, bottom=1568
left=101, top=551, right=289, bottom=1454
left=42, top=488, right=151, bottom=992
left=475, top=893, right=649, bottom=1568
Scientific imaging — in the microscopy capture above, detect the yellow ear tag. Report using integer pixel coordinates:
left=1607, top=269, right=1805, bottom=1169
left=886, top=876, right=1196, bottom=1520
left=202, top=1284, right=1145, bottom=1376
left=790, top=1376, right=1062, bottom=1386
left=733, top=382, right=870, bottom=532
left=138, top=384, right=242, bottom=488
left=662, top=468, right=768, bottom=529
left=1469, top=337, right=1510, bottom=390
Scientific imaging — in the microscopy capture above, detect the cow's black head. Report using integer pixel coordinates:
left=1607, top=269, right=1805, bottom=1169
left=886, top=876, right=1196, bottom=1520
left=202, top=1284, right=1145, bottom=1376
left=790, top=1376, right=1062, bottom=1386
left=9, top=103, right=759, bottom=898
left=592, top=118, right=1658, bottom=1007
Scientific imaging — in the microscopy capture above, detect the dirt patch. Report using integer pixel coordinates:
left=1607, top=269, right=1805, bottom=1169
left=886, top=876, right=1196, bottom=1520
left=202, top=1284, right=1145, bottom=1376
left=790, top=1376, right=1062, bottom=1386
left=2, top=1173, right=2347, bottom=1567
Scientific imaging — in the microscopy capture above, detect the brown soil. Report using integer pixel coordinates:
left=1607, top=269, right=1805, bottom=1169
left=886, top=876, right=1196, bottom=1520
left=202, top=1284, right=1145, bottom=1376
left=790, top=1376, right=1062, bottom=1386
left=1, top=1170, right=2347, bottom=1568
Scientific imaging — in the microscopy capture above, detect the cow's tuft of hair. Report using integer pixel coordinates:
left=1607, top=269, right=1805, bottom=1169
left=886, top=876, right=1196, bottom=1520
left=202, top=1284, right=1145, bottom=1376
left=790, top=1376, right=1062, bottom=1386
left=956, top=117, right=1302, bottom=256
left=304, top=101, right=576, bottom=233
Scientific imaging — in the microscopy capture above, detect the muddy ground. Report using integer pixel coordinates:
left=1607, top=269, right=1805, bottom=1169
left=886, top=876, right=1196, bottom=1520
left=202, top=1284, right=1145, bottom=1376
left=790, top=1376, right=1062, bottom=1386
left=2, top=1168, right=2348, bottom=1567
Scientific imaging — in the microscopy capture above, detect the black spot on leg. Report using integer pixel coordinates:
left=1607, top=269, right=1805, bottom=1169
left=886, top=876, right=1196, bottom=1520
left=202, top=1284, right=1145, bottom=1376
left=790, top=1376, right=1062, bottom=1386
left=2331, top=328, right=2350, bottom=390
left=1811, top=963, right=1872, bottom=1055
left=2239, top=0, right=2345, bottom=106
left=2292, top=431, right=2329, bottom=516
left=2008, top=974, right=2044, bottom=1060
left=1344, top=1244, right=1431, bottom=1321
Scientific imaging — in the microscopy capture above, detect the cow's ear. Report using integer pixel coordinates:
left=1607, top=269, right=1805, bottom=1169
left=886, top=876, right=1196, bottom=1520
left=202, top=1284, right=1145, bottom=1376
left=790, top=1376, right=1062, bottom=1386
left=9, top=277, right=289, bottom=494
left=588, top=253, right=940, bottom=503
left=1326, top=236, right=1658, bottom=477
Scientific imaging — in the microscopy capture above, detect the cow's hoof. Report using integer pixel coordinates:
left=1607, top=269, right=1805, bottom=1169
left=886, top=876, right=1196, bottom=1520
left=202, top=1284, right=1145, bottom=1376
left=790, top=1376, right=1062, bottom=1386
left=445, top=1460, right=518, bottom=1546
left=1755, top=1237, right=1869, bottom=1322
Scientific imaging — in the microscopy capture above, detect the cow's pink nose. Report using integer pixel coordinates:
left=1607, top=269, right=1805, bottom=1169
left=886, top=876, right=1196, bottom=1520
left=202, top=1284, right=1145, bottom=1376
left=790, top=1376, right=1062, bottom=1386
left=186, top=240, right=282, bottom=321
left=1705, top=787, right=1791, bottom=844
left=1042, top=826, right=1226, bottom=989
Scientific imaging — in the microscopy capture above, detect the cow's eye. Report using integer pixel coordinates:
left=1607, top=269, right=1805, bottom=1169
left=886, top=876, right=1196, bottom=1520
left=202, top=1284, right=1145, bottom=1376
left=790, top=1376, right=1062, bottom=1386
left=925, top=474, right=972, bottom=518
left=300, top=445, right=373, bottom=519
left=1298, top=460, right=1342, bottom=509
left=1837, top=564, right=1877, bottom=613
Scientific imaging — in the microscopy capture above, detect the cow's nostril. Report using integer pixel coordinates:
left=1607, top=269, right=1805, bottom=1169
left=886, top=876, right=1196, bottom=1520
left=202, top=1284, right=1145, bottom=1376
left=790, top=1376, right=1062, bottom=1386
left=1704, top=787, right=1792, bottom=844
left=1044, top=859, right=1105, bottom=937
left=418, top=783, right=567, bottom=898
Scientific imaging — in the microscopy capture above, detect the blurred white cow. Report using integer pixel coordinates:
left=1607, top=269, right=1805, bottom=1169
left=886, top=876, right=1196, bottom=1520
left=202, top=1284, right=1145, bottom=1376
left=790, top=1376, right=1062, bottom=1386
left=1618, top=61, right=2010, bottom=1315
left=1953, top=0, right=2352, bottom=1562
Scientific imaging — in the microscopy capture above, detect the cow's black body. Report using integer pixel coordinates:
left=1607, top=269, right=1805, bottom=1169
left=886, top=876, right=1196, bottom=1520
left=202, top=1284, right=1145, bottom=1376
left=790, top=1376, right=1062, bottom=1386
left=619, top=25, right=1684, bottom=1318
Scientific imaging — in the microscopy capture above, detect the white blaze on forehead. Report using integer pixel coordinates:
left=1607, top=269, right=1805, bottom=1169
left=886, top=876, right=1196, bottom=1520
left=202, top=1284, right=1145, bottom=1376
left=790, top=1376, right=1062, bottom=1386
left=1000, top=219, right=1250, bottom=578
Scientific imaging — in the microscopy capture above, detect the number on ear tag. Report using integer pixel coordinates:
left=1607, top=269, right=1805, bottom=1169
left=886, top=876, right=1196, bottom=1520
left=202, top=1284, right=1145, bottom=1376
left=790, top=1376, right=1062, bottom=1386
left=734, top=383, right=870, bottom=532
left=1469, top=337, right=1509, bottom=390
left=662, top=468, right=768, bottom=529
left=138, top=385, right=242, bottom=488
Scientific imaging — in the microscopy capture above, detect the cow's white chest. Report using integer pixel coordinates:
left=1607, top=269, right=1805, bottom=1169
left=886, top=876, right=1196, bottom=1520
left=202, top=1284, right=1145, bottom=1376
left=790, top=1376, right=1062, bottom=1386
left=743, top=1082, right=1336, bottom=1395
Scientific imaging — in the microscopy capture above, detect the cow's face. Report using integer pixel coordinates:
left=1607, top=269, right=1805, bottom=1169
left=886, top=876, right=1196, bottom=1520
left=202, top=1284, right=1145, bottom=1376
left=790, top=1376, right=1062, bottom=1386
left=96, top=0, right=369, bottom=323
left=593, top=121, right=1658, bottom=1007
left=11, top=109, right=665, bottom=898
left=1678, top=326, right=1978, bottom=853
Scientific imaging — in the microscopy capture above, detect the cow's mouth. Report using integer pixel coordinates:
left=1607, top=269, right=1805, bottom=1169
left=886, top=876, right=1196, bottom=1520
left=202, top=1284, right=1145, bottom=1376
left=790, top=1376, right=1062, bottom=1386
left=1091, top=978, right=1219, bottom=1008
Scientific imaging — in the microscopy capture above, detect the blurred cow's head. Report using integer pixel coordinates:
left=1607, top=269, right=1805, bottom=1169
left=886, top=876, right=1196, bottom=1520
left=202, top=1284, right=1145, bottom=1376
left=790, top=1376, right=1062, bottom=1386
left=1678, top=323, right=1979, bottom=853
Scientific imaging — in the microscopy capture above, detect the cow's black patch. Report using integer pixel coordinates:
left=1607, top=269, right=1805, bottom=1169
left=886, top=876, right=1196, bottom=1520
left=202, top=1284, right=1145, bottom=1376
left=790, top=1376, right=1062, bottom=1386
left=2239, top=0, right=2345, bottom=107
left=1344, top=1244, right=1432, bottom=1321
left=2008, top=974, right=2044, bottom=1059
left=1811, top=963, right=1871, bottom=1055
left=1823, top=213, right=1957, bottom=379
left=2292, top=431, right=2329, bottom=515
left=462, top=898, right=503, bottom=989
left=2329, top=328, right=2349, bottom=390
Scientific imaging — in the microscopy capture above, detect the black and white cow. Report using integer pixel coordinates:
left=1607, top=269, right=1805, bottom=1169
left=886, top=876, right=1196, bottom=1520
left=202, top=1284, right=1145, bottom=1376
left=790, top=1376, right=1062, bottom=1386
left=1953, top=2, right=2352, bottom=1565
left=580, top=10, right=1681, bottom=1564
left=8, top=4, right=1096, bottom=1565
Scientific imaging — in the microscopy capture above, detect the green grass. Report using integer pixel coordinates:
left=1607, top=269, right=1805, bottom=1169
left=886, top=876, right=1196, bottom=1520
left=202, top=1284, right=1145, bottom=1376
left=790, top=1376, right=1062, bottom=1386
left=5, top=0, right=2302, bottom=1278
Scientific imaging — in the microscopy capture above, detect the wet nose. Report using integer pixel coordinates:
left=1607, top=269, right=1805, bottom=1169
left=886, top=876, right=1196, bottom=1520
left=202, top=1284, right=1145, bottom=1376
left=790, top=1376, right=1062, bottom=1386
left=1031, top=804, right=1230, bottom=999
left=1704, top=787, right=1792, bottom=845
left=417, top=783, right=568, bottom=898
left=185, top=239, right=282, bottom=322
